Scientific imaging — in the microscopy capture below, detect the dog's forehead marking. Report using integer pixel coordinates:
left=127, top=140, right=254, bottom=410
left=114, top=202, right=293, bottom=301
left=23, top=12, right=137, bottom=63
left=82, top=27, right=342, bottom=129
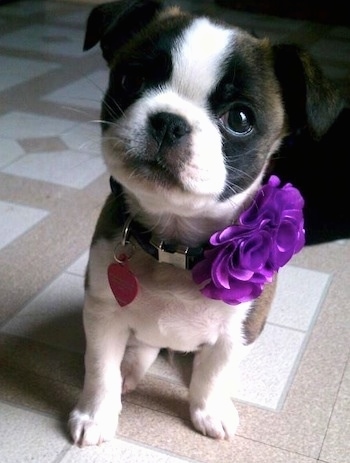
left=171, top=18, right=236, bottom=102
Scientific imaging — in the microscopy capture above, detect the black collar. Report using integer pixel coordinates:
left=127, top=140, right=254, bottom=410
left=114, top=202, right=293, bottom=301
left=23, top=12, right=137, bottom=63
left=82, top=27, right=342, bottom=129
left=109, top=176, right=205, bottom=270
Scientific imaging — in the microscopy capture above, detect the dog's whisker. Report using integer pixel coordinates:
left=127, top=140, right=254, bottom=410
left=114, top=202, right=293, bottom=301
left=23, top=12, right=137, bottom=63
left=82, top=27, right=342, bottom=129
left=103, top=96, right=126, bottom=120
left=59, top=105, right=98, bottom=118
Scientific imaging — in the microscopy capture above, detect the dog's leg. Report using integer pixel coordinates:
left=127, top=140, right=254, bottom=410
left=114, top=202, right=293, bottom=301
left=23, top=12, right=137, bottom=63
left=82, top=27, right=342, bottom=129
left=69, top=295, right=129, bottom=446
left=189, top=338, right=248, bottom=440
left=121, top=339, right=160, bottom=394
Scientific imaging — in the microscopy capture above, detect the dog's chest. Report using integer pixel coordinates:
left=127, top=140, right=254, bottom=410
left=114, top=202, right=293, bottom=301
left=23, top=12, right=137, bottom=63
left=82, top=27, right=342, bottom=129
left=93, top=242, right=251, bottom=351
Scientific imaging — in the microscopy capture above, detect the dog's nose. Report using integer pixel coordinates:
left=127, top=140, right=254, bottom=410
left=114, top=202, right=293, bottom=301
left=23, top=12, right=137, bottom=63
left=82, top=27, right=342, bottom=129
left=149, top=112, right=191, bottom=146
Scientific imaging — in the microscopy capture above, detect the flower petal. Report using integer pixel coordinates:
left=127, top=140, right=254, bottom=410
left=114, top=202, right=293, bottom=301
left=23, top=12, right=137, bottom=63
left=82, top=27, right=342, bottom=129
left=211, top=252, right=232, bottom=289
left=192, top=175, right=305, bottom=306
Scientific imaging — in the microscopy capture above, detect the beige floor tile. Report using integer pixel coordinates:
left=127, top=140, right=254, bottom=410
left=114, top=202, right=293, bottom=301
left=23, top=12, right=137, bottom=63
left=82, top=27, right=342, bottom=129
left=320, top=356, right=350, bottom=463
left=119, top=402, right=319, bottom=463
left=0, top=334, right=81, bottom=417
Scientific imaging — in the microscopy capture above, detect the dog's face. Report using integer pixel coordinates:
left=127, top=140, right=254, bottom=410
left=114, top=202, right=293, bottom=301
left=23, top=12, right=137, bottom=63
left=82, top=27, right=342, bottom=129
left=101, top=16, right=285, bottom=202
left=85, top=3, right=288, bottom=216
left=84, top=1, right=341, bottom=220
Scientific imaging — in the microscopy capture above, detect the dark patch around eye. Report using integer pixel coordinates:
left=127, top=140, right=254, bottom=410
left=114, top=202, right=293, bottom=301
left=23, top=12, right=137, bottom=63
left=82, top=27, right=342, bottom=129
left=211, top=50, right=276, bottom=201
left=100, top=15, right=193, bottom=125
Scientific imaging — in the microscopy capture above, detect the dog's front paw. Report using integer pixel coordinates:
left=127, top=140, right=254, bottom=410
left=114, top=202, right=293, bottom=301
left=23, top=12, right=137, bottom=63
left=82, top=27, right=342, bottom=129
left=190, top=399, right=239, bottom=440
left=68, top=409, right=119, bottom=446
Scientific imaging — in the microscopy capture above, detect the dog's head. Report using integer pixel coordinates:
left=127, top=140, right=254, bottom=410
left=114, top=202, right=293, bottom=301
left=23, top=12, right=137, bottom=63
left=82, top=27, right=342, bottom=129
left=84, top=0, right=342, bottom=242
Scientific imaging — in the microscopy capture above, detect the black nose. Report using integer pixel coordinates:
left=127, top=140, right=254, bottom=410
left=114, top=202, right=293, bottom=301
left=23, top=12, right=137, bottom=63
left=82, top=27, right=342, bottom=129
left=148, top=112, right=191, bottom=146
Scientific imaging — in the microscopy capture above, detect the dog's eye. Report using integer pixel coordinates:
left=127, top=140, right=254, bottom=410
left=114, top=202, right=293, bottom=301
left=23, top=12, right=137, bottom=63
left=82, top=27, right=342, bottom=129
left=221, top=105, right=254, bottom=135
left=121, top=73, right=145, bottom=95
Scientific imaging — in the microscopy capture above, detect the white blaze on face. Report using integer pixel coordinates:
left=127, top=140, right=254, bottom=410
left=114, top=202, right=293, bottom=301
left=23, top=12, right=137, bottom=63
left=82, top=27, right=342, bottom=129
left=171, top=18, right=235, bottom=103
left=167, top=19, right=236, bottom=194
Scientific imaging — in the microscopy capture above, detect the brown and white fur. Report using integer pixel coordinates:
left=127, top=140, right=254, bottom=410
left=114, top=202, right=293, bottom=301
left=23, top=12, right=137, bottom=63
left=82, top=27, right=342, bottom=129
left=69, top=0, right=342, bottom=446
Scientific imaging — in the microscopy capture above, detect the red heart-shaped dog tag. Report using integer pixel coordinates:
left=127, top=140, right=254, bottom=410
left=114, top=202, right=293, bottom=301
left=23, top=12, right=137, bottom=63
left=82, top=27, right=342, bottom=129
left=108, top=261, right=138, bottom=307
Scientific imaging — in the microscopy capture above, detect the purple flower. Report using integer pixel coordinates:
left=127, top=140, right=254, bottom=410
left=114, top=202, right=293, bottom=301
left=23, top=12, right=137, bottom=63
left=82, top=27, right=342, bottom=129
left=192, top=175, right=305, bottom=305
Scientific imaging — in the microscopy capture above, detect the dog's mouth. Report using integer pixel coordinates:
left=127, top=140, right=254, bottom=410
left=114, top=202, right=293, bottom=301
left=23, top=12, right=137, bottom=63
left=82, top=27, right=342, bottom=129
left=126, top=155, right=182, bottom=189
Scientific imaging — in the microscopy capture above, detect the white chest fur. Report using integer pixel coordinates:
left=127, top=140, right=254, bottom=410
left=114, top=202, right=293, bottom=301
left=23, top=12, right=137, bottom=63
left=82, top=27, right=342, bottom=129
left=87, top=236, right=251, bottom=352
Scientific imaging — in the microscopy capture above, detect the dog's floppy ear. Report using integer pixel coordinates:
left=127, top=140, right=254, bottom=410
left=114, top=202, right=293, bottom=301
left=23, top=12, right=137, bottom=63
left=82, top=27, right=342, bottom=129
left=83, top=0, right=163, bottom=63
left=272, top=44, right=344, bottom=139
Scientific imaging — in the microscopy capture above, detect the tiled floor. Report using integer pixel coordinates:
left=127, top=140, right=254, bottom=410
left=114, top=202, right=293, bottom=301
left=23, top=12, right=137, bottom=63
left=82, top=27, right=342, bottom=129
left=0, top=1, right=349, bottom=462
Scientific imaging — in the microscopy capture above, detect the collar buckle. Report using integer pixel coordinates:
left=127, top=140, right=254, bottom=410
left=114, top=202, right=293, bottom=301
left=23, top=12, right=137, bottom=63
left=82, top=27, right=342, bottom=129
left=150, top=237, right=190, bottom=269
left=150, top=237, right=203, bottom=270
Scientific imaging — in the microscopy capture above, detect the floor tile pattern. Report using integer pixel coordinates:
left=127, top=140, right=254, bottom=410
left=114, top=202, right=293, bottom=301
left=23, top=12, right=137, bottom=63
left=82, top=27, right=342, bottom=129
left=0, top=1, right=349, bottom=462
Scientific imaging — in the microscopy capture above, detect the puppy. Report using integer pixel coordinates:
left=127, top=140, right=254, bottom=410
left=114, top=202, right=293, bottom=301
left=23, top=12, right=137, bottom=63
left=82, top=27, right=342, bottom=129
left=69, top=0, right=342, bottom=446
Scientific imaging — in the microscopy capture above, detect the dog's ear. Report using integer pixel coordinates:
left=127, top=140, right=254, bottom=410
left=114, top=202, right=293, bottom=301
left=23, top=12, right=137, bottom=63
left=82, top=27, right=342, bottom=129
left=83, top=0, right=163, bottom=63
left=272, top=44, right=344, bottom=139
